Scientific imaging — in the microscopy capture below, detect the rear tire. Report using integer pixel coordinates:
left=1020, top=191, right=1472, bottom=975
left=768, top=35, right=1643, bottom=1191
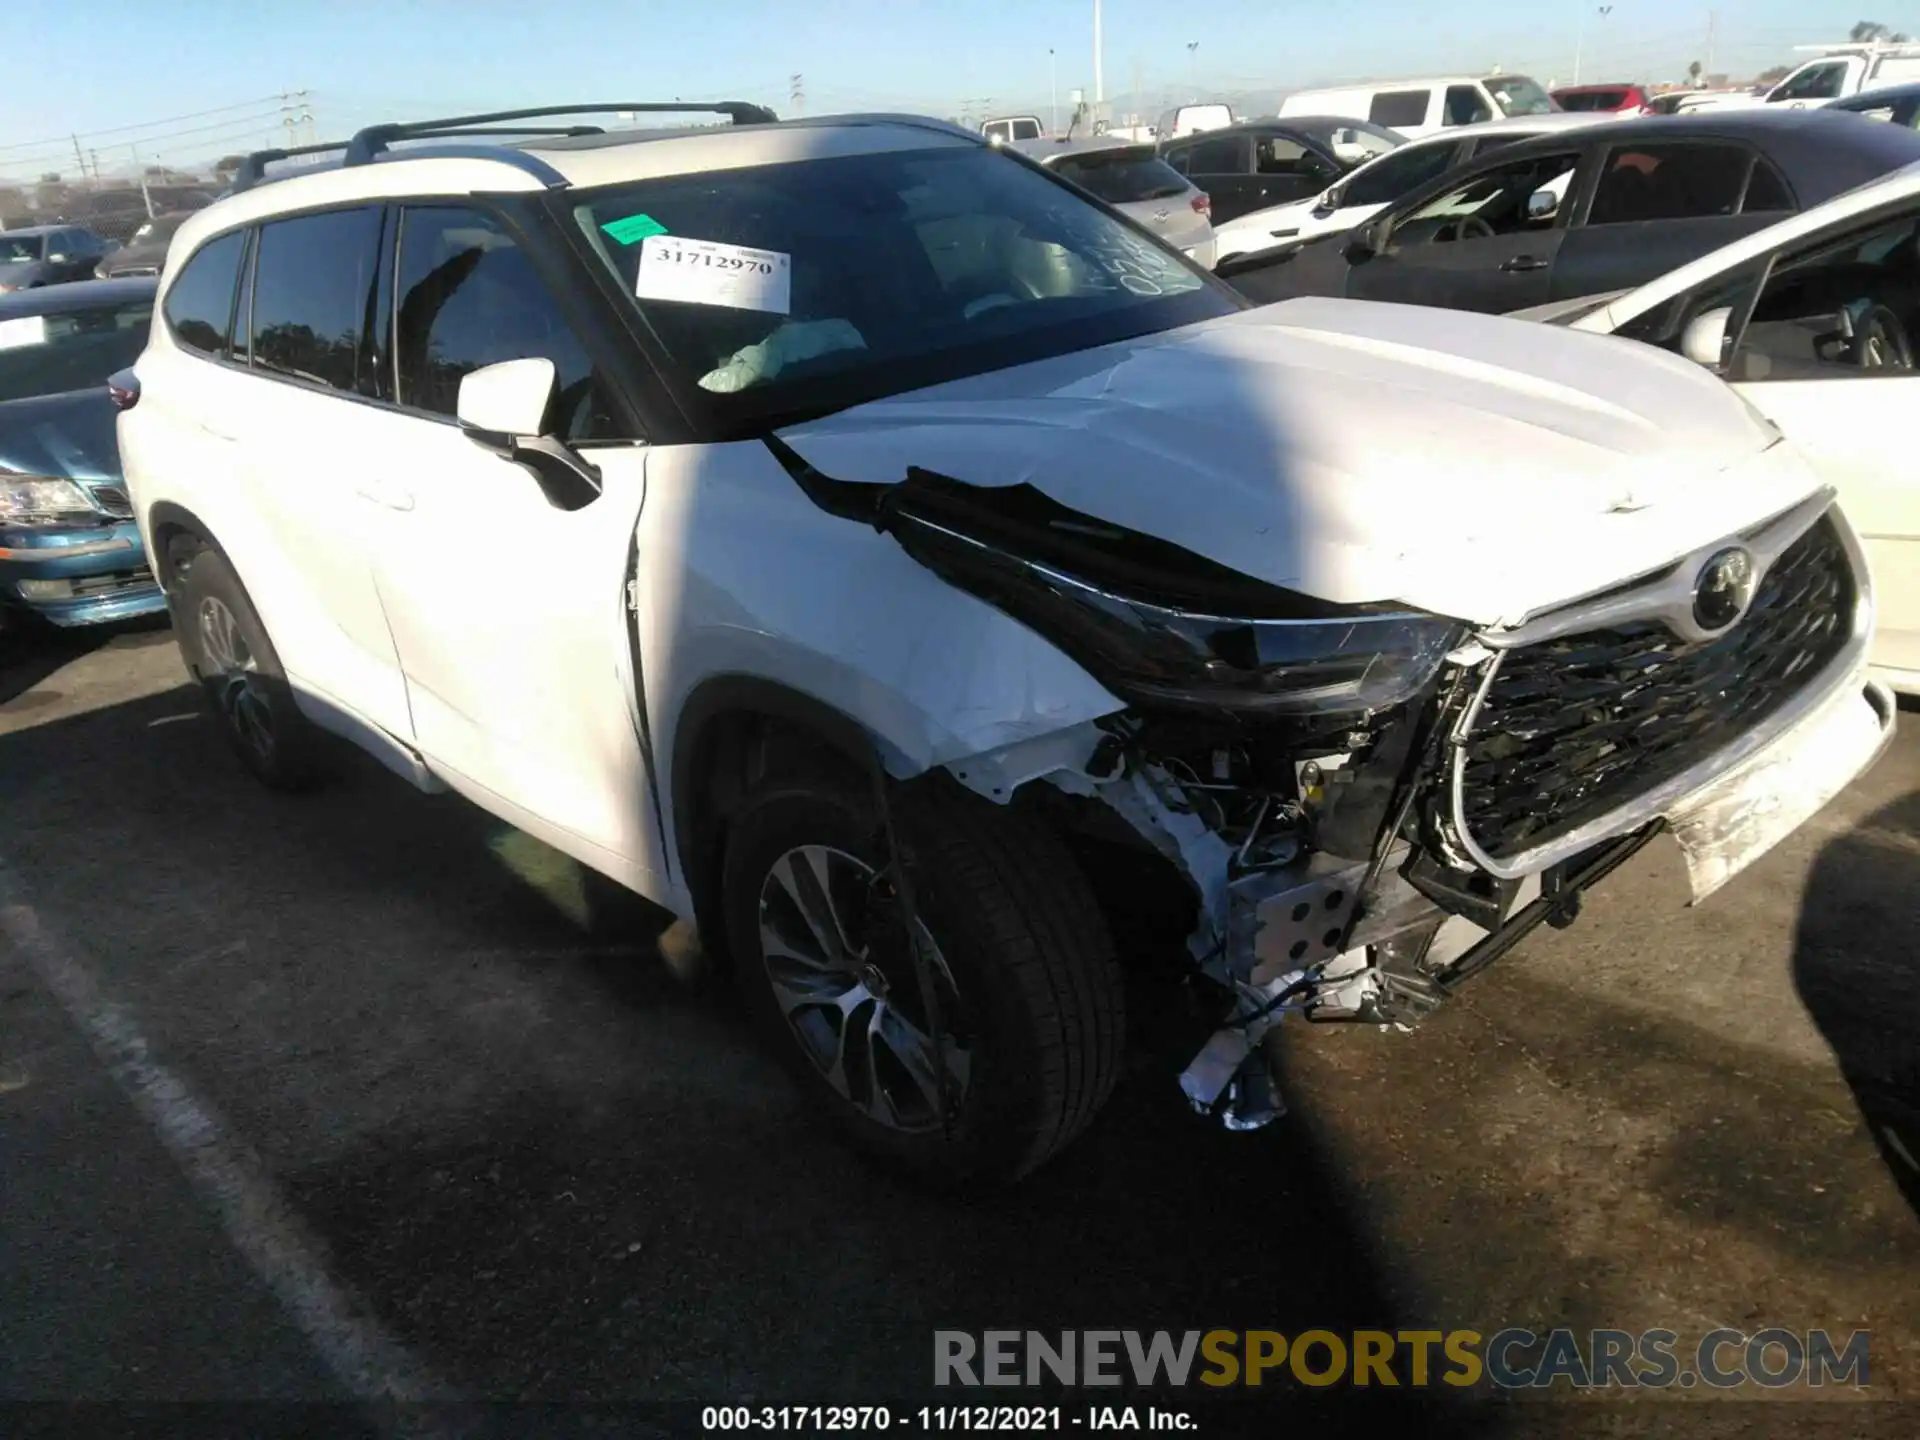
left=175, top=545, right=321, bottom=791
left=722, top=761, right=1124, bottom=1187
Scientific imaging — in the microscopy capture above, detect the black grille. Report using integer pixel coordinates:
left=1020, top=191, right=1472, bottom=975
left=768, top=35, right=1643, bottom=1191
left=1459, top=516, right=1855, bottom=860
left=90, top=485, right=133, bottom=517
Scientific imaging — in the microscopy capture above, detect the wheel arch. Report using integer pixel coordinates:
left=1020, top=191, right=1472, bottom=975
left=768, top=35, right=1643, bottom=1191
left=144, top=499, right=222, bottom=591
left=669, top=674, right=898, bottom=942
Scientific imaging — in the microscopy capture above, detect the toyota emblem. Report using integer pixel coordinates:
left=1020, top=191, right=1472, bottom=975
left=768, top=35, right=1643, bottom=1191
left=1691, top=547, right=1757, bottom=631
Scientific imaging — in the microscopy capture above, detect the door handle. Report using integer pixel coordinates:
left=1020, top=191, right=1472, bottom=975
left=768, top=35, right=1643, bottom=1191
left=1500, top=255, right=1550, bottom=273
left=355, top=481, right=415, bottom=512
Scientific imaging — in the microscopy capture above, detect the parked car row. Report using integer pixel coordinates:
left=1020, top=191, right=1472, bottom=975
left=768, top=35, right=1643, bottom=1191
left=1198, top=107, right=1918, bottom=698
left=84, top=102, right=1895, bottom=1189
left=0, top=278, right=164, bottom=629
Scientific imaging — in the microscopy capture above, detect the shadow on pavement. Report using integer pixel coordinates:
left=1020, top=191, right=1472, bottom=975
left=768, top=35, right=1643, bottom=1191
left=1792, top=780, right=1920, bottom=1219
left=0, top=683, right=1522, bottom=1434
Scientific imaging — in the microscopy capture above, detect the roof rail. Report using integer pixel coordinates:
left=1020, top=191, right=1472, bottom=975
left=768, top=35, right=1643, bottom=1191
left=343, top=102, right=778, bottom=164
left=229, top=139, right=354, bottom=193
left=229, top=101, right=778, bottom=196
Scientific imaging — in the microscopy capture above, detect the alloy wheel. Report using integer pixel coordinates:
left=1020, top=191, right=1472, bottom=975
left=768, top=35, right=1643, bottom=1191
left=756, top=844, right=971, bottom=1133
left=197, top=596, right=276, bottom=764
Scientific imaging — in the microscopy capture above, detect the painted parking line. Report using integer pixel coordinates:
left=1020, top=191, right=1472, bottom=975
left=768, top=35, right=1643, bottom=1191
left=0, top=878, right=454, bottom=1414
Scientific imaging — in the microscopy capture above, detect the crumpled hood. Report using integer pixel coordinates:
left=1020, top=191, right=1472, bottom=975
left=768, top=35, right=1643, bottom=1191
left=0, top=387, right=122, bottom=483
left=779, top=298, right=1820, bottom=627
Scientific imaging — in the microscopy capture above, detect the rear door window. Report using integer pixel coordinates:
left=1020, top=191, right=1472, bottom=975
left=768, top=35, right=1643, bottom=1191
left=1585, top=143, right=1754, bottom=225
left=1368, top=90, right=1431, bottom=129
left=1171, top=133, right=1250, bottom=175
left=1052, top=150, right=1190, bottom=204
left=162, top=230, right=245, bottom=356
left=247, top=206, right=384, bottom=394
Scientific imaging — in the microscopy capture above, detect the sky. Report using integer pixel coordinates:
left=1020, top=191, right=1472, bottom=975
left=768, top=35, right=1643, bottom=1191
left=0, top=0, right=1905, bottom=182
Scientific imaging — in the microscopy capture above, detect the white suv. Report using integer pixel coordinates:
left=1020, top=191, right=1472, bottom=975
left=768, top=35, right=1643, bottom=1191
left=117, top=103, right=1896, bottom=1185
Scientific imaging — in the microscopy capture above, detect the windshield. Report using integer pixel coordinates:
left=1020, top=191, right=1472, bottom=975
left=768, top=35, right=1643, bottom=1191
left=1286, top=118, right=1405, bottom=164
left=1052, top=148, right=1190, bottom=204
left=1486, top=76, right=1558, bottom=116
left=573, top=144, right=1234, bottom=427
left=1555, top=88, right=1630, bottom=112
left=0, top=236, right=45, bottom=263
left=0, top=297, right=153, bottom=402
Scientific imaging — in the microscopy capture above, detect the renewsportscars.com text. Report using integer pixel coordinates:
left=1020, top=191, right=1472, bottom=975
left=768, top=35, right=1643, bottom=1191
left=934, top=1328, right=1870, bottom=1390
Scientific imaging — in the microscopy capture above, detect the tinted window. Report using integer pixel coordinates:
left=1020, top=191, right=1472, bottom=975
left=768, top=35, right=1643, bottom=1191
left=1743, top=161, right=1794, bottom=213
left=163, top=230, right=244, bottom=355
left=1053, top=150, right=1189, bottom=203
left=573, top=145, right=1229, bottom=424
left=1556, top=88, right=1630, bottom=112
left=1342, top=141, right=1459, bottom=207
left=394, top=206, right=621, bottom=442
left=1175, top=134, right=1250, bottom=174
left=1445, top=85, right=1494, bottom=125
left=1587, top=144, right=1751, bottom=225
left=1369, top=90, right=1430, bottom=128
left=0, top=235, right=44, bottom=263
left=249, top=207, right=382, bottom=393
left=0, top=297, right=154, bottom=402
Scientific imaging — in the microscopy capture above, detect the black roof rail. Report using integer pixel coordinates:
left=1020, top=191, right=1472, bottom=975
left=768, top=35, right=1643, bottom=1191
left=343, top=101, right=778, bottom=164
left=229, top=139, right=354, bottom=193
left=227, top=102, right=779, bottom=196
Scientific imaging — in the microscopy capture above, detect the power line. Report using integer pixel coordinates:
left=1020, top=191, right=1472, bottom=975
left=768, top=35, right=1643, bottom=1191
left=0, top=94, right=291, bottom=154
left=0, top=108, right=291, bottom=178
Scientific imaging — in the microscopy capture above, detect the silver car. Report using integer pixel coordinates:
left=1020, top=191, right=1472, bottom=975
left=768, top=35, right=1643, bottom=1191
left=1010, top=136, right=1217, bottom=268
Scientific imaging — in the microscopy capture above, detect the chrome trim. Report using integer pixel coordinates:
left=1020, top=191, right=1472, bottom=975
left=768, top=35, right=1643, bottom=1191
left=1450, top=501, right=1876, bottom=880
left=1481, top=487, right=1836, bottom=650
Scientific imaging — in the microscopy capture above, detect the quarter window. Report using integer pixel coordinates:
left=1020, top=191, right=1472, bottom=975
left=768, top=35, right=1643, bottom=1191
left=1742, top=161, right=1794, bottom=213
left=162, top=230, right=245, bottom=356
left=248, top=207, right=383, bottom=394
left=393, top=206, right=621, bottom=442
left=1368, top=90, right=1430, bottom=129
left=1586, top=144, right=1754, bottom=225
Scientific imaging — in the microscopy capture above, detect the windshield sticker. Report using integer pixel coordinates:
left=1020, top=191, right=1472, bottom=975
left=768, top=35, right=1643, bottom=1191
left=635, top=234, right=792, bottom=315
left=0, top=315, right=47, bottom=350
left=601, top=213, right=669, bottom=245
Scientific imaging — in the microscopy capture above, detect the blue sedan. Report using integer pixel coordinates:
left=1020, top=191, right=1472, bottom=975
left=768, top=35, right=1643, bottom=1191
left=0, top=277, right=165, bottom=629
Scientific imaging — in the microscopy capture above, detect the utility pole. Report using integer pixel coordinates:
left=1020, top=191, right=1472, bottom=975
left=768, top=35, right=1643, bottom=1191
left=71, top=134, right=88, bottom=179
left=1573, top=5, right=1612, bottom=87
left=1705, top=10, right=1718, bottom=79
left=280, top=90, right=314, bottom=148
left=1187, top=41, right=1199, bottom=99
left=1049, top=49, right=1058, bottom=134
left=131, top=143, right=153, bottom=218
left=789, top=73, right=804, bottom=116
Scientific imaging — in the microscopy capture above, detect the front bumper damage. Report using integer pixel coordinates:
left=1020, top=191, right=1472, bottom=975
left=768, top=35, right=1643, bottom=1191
left=944, top=557, right=1897, bottom=1134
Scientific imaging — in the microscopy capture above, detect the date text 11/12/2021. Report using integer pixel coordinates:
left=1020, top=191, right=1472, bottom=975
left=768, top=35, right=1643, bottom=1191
left=701, top=1405, right=1196, bottom=1432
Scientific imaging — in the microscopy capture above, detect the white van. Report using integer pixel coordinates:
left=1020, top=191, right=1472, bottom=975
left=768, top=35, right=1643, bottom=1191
left=1278, top=75, right=1557, bottom=139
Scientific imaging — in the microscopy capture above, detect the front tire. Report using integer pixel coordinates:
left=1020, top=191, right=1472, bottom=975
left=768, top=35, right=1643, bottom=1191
left=722, top=762, right=1124, bottom=1186
left=175, top=545, right=320, bottom=791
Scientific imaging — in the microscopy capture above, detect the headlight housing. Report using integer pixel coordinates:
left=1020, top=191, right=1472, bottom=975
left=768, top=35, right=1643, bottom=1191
left=883, top=475, right=1463, bottom=717
left=1, top=474, right=98, bottom=525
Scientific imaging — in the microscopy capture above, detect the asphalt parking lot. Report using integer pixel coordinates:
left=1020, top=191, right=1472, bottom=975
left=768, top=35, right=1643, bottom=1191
left=3, top=618, right=1918, bottom=1437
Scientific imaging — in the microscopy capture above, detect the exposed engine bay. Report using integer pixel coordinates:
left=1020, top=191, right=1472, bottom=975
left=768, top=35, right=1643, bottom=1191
left=767, top=439, right=1889, bottom=1135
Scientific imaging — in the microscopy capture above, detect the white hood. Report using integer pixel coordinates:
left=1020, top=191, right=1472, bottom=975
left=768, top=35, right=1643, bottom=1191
left=779, top=298, right=1820, bottom=627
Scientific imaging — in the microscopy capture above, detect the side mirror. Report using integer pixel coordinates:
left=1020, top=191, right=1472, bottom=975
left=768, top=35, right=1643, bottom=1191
left=1313, top=185, right=1344, bottom=215
left=456, top=356, right=555, bottom=437
left=47, top=252, right=70, bottom=265
left=1525, top=187, right=1560, bottom=222
left=455, top=357, right=602, bottom=510
left=1346, top=216, right=1385, bottom=258
left=1679, top=306, right=1734, bottom=368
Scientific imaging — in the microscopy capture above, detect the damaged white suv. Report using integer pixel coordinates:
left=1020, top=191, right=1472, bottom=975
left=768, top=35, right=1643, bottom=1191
left=119, top=104, right=1897, bottom=1184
